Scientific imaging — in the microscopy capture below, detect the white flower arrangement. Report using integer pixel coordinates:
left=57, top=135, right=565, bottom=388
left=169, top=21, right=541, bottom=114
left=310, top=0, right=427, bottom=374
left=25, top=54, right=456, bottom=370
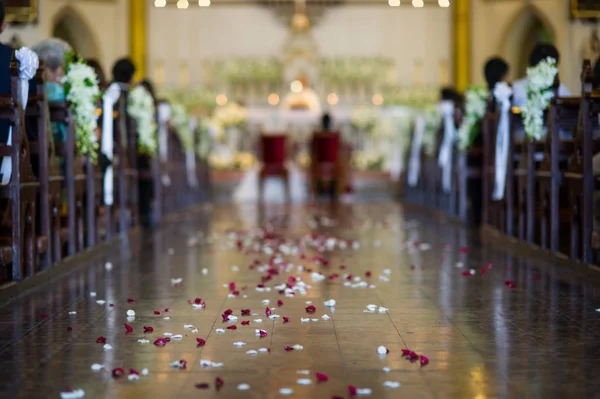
left=170, top=103, right=194, bottom=151
left=62, top=52, right=101, bottom=162
left=457, top=86, right=488, bottom=150
left=128, top=85, right=157, bottom=157
left=422, top=106, right=441, bottom=156
left=521, top=57, right=558, bottom=141
left=213, top=102, right=248, bottom=129
left=350, top=106, right=378, bottom=134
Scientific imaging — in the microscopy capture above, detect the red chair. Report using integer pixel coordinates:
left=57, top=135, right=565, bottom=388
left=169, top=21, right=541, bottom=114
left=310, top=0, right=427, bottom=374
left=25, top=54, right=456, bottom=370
left=259, top=134, right=289, bottom=202
left=310, top=132, right=341, bottom=197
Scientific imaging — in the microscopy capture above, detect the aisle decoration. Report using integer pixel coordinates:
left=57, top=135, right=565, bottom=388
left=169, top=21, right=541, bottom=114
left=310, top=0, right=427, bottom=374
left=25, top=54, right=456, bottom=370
left=0, top=46, right=38, bottom=186
left=521, top=57, right=558, bottom=141
left=170, top=103, right=194, bottom=151
left=62, top=51, right=101, bottom=162
left=421, top=106, right=441, bottom=157
left=457, top=86, right=488, bottom=150
left=127, top=85, right=157, bottom=156
left=492, top=82, right=513, bottom=200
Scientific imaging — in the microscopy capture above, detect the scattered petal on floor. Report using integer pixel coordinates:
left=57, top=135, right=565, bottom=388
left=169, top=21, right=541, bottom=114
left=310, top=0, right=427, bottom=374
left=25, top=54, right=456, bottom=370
left=279, top=388, right=294, bottom=395
left=383, top=381, right=401, bottom=388
left=297, top=378, right=312, bottom=385
left=237, top=383, right=250, bottom=390
left=60, top=388, right=85, bottom=399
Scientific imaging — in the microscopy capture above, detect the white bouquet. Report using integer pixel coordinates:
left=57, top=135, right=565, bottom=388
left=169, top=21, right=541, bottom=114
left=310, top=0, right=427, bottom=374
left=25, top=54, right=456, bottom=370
left=422, top=106, right=441, bottom=156
left=457, top=86, right=488, bottom=150
left=62, top=52, right=101, bottom=162
left=213, top=102, right=247, bottom=129
left=350, top=106, right=378, bottom=133
left=170, top=103, right=194, bottom=151
left=128, top=85, right=157, bottom=156
left=521, top=57, right=558, bottom=141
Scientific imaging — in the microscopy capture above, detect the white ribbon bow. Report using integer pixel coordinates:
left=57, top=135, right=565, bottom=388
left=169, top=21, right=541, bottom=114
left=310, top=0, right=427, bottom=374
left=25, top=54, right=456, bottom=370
left=101, top=83, right=122, bottom=205
left=492, top=82, right=513, bottom=200
left=408, top=115, right=425, bottom=187
left=1, top=47, right=39, bottom=186
left=157, top=103, right=171, bottom=186
left=186, top=117, right=198, bottom=188
left=437, top=100, right=456, bottom=193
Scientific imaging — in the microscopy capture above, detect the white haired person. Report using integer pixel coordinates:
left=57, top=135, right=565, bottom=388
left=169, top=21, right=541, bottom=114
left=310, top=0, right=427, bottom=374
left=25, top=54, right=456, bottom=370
left=32, top=38, right=71, bottom=151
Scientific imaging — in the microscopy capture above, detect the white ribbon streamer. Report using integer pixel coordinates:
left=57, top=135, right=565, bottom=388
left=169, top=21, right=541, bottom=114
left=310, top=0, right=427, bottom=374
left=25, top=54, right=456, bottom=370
left=186, top=117, right=198, bottom=187
left=437, top=100, right=455, bottom=193
left=157, top=102, right=171, bottom=186
left=408, top=115, right=425, bottom=187
left=492, top=82, right=513, bottom=200
left=1, top=47, right=38, bottom=186
left=101, top=83, right=122, bottom=205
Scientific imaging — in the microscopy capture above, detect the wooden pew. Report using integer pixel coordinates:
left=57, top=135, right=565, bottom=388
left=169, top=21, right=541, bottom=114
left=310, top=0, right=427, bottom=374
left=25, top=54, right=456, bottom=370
left=25, top=65, right=61, bottom=267
left=0, top=53, right=39, bottom=282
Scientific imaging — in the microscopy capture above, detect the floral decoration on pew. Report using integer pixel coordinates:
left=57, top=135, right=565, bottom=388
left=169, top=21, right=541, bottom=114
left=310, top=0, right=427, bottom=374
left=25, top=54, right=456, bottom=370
left=421, top=105, right=441, bottom=156
left=127, top=85, right=158, bottom=156
left=62, top=51, right=101, bottom=163
left=457, top=86, right=488, bottom=150
left=521, top=56, right=558, bottom=141
left=170, top=103, right=194, bottom=151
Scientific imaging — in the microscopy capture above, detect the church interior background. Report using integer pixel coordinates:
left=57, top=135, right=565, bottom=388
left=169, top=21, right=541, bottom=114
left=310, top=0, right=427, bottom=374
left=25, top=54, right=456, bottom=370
left=4, top=0, right=598, bottom=200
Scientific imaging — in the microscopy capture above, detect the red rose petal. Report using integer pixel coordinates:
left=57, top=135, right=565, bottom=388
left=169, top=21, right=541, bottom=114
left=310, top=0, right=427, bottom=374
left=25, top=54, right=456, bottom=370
left=154, top=338, right=167, bottom=347
left=112, top=367, right=125, bottom=378
left=224, top=309, right=233, bottom=316
left=508, top=282, right=516, bottom=289
left=365, top=271, right=372, bottom=277
left=96, top=336, right=106, bottom=344
left=226, top=325, right=237, bottom=330
left=461, top=271, right=472, bottom=277
left=258, top=329, right=268, bottom=337
left=401, top=349, right=411, bottom=356
left=241, top=320, right=250, bottom=326
left=179, top=360, right=187, bottom=369
left=194, top=298, right=202, bottom=304
left=283, top=317, right=290, bottom=323
left=129, top=368, right=139, bottom=376
left=332, top=396, right=344, bottom=399
left=228, top=282, right=236, bottom=290
left=164, top=308, right=169, bottom=312
left=215, top=377, right=224, bottom=390
left=222, top=314, right=230, bottom=322
left=143, top=326, right=154, bottom=333
left=153, top=310, right=160, bottom=315
left=459, top=246, right=469, bottom=253
left=127, top=298, right=135, bottom=303
left=316, top=372, right=328, bottom=382
left=196, top=383, right=209, bottom=389
left=232, top=290, right=240, bottom=296
left=305, top=305, right=316, bottom=313
left=124, top=324, right=133, bottom=333
left=348, top=385, right=357, bottom=395
left=420, top=355, right=429, bottom=367
left=265, top=307, right=272, bottom=316
left=277, top=300, right=284, bottom=307
left=196, top=338, right=206, bottom=346
left=504, top=279, right=511, bottom=285
left=109, top=303, right=115, bottom=307
left=40, top=314, right=48, bottom=319
left=241, top=309, right=251, bottom=316
left=284, top=345, right=294, bottom=351
left=66, top=326, right=73, bottom=332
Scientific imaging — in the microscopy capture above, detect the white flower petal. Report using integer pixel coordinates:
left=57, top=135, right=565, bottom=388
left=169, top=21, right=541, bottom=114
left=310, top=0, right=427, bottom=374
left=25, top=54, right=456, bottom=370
left=216, top=328, right=226, bottom=334
left=382, top=367, right=391, bottom=372
left=322, top=314, right=331, bottom=320
left=261, top=299, right=270, bottom=305
left=105, top=262, right=113, bottom=271
left=246, top=350, right=258, bottom=355
left=292, top=344, right=303, bottom=351
left=237, top=383, right=250, bottom=391
left=103, top=344, right=113, bottom=351
left=96, top=300, right=106, bottom=305
left=233, top=341, right=247, bottom=347
left=254, top=319, right=263, bottom=324
left=279, top=388, right=294, bottom=395
left=296, top=370, right=310, bottom=375
left=357, top=388, right=373, bottom=395
left=90, top=363, right=104, bottom=371
left=297, top=378, right=312, bottom=385
left=127, top=374, right=140, bottom=381
left=300, top=318, right=310, bottom=323
left=137, top=339, right=150, bottom=344
left=126, top=310, right=135, bottom=317
left=89, top=292, right=97, bottom=297
left=377, top=346, right=388, bottom=355
left=383, top=381, right=401, bottom=388
left=170, top=277, right=182, bottom=285
left=60, top=388, right=85, bottom=399
left=163, top=332, right=173, bottom=337
left=141, top=368, right=149, bottom=376
left=68, top=311, right=77, bottom=315
left=258, top=348, right=269, bottom=352
left=324, top=299, right=336, bottom=307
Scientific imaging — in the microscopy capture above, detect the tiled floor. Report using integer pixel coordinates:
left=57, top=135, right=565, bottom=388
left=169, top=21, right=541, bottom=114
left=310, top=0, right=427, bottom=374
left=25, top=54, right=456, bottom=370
left=1, top=202, right=600, bottom=398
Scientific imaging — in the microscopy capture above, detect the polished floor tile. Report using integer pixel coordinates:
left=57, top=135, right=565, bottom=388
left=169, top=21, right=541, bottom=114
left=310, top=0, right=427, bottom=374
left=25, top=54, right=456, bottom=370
left=1, top=202, right=600, bottom=398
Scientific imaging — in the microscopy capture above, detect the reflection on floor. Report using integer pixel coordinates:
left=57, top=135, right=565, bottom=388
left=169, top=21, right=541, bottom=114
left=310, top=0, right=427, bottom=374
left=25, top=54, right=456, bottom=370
left=1, top=202, right=600, bottom=398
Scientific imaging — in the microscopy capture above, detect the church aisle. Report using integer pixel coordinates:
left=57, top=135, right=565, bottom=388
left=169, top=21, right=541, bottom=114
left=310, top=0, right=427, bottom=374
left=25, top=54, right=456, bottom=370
left=0, top=203, right=599, bottom=399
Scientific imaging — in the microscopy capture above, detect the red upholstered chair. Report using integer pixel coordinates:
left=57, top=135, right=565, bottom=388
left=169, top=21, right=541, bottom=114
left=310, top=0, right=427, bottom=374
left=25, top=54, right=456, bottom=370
left=310, top=132, right=341, bottom=198
left=259, top=134, right=289, bottom=202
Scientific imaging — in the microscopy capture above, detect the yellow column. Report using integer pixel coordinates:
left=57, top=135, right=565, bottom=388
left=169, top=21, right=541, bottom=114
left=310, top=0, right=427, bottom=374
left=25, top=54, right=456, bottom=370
left=130, top=0, right=146, bottom=81
left=453, top=0, right=470, bottom=92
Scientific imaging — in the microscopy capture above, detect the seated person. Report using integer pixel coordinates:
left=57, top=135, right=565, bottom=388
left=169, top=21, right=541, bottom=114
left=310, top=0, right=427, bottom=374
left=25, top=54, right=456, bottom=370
left=321, top=112, right=331, bottom=131
left=0, top=1, right=12, bottom=185
left=484, top=57, right=509, bottom=113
